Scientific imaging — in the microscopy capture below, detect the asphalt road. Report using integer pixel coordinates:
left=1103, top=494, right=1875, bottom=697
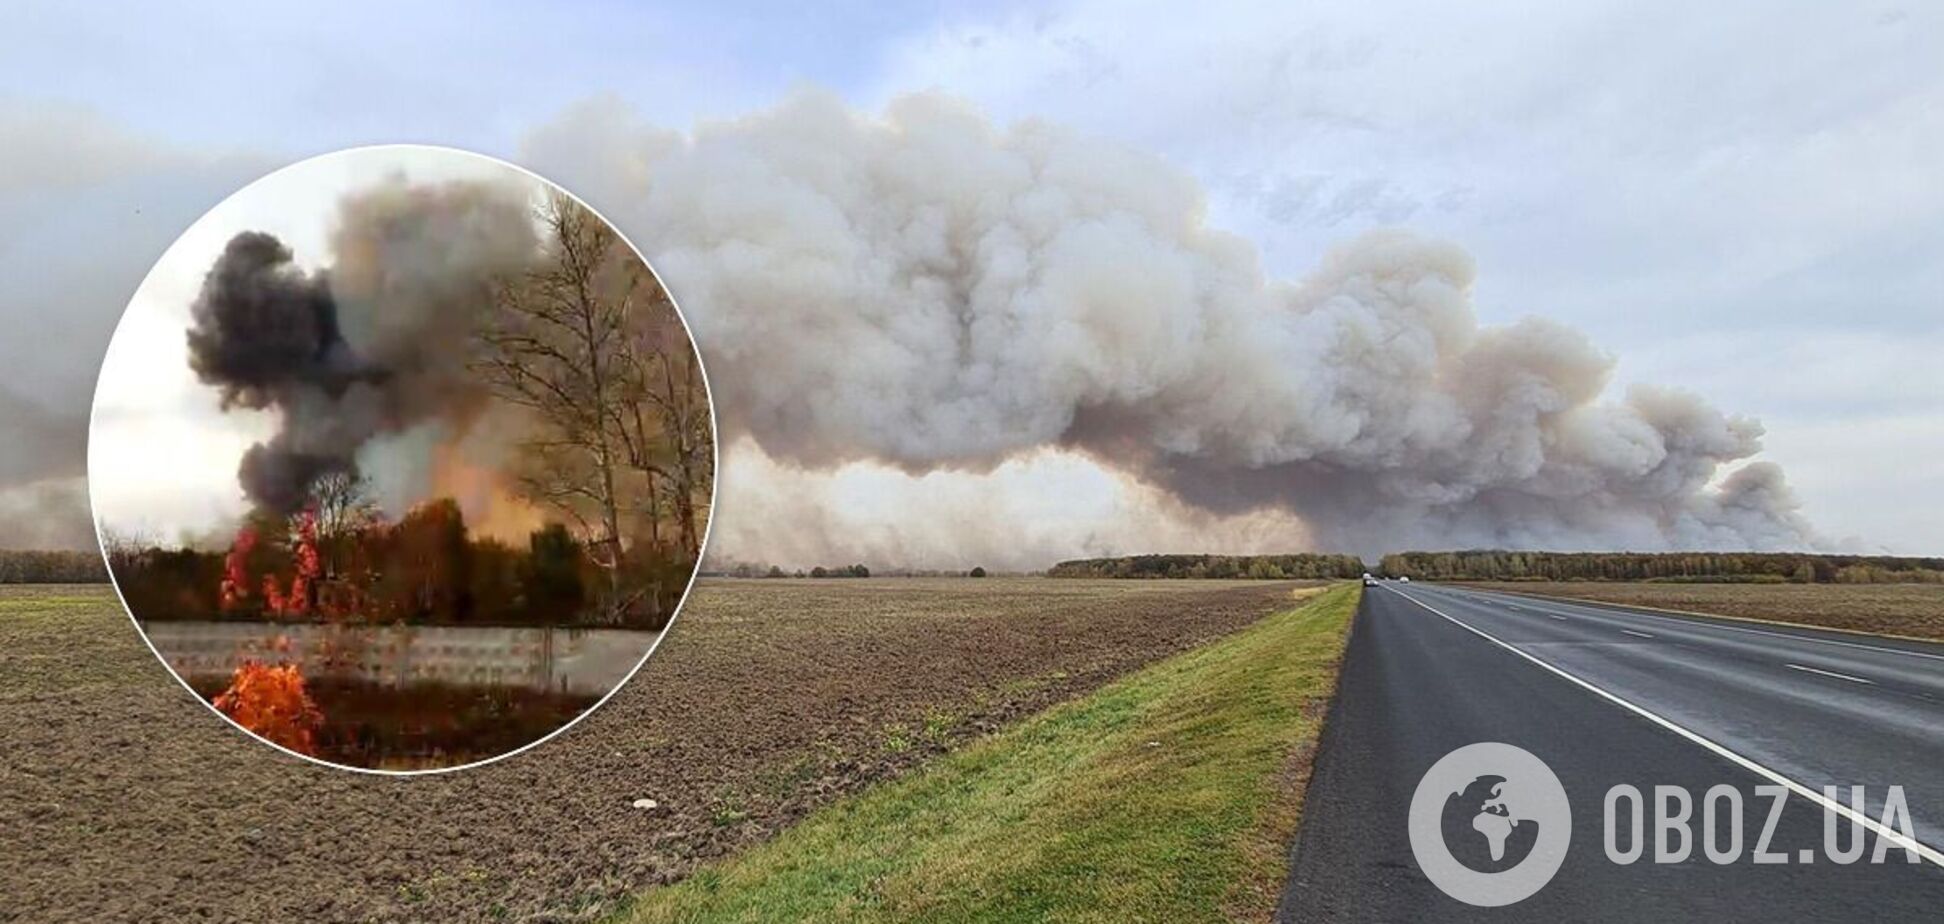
left=1277, top=583, right=1944, bottom=921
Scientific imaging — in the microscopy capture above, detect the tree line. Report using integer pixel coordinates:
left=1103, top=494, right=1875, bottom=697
left=711, top=562, right=1003, bottom=578
left=109, top=497, right=692, bottom=628
left=713, top=562, right=876, bottom=578
left=1048, top=554, right=1369, bottom=580
left=1379, top=550, right=1944, bottom=584
left=0, top=549, right=107, bottom=583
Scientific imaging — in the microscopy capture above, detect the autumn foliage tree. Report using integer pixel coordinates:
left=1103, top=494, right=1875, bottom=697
left=111, top=497, right=659, bottom=627
left=379, top=499, right=472, bottom=620
left=213, top=639, right=324, bottom=756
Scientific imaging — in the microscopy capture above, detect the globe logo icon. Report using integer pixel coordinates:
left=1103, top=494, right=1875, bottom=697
left=1409, top=743, right=1572, bottom=907
left=1441, top=774, right=1542, bottom=872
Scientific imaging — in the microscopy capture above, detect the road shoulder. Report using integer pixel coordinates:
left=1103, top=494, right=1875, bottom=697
left=610, top=584, right=1360, bottom=923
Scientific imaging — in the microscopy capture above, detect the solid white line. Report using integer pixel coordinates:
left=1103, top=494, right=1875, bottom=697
left=1387, top=587, right=1943, bottom=867
left=1786, top=663, right=1876, bottom=685
left=1444, top=586, right=1944, bottom=664
left=1622, top=629, right=1655, bottom=639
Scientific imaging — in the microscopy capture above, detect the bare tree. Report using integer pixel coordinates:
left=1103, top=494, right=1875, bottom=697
left=310, top=469, right=378, bottom=574
left=475, top=192, right=636, bottom=613
left=475, top=193, right=715, bottom=620
left=611, top=279, right=713, bottom=561
left=98, top=525, right=154, bottom=578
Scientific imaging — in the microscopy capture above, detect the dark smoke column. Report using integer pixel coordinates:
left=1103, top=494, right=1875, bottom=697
left=183, top=178, right=540, bottom=517
left=185, top=231, right=376, bottom=513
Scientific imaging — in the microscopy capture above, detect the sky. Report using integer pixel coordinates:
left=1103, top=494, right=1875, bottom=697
left=1, top=0, right=1939, bottom=559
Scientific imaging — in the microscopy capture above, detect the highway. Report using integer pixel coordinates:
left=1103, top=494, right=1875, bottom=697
left=1277, top=582, right=1944, bottom=921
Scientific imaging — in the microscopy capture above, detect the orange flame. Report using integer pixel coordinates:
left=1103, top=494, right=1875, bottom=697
left=432, top=442, right=544, bottom=542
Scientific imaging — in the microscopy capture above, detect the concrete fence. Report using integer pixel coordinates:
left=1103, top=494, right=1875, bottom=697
left=141, top=621, right=659, bottom=696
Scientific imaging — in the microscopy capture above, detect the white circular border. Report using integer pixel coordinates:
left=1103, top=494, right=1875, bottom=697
left=88, top=142, right=722, bottom=777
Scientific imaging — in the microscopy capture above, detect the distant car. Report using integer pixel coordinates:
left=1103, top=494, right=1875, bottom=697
left=1363, top=576, right=1379, bottom=587
left=1398, top=576, right=1411, bottom=583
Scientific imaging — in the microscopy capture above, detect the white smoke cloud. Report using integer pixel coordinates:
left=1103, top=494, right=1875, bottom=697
left=0, top=476, right=93, bottom=550
left=709, top=439, right=1312, bottom=572
left=0, top=101, right=266, bottom=549
left=523, top=91, right=1817, bottom=563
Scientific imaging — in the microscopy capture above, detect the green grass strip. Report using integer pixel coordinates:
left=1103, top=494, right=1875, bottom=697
left=613, top=583, right=1361, bottom=924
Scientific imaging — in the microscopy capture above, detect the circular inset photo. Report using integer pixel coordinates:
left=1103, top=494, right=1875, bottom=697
left=89, top=145, right=715, bottom=773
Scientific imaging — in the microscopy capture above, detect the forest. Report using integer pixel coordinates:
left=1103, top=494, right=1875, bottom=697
left=1048, top=554, right=1370, bottom=580
left=108, top=498, right=695, bottom=629
left=0, top=549, right=106, bottom=583
left=1379, top=550, right=1944, bottom=584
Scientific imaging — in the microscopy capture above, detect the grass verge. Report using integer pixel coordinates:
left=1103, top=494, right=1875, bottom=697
left=612, top=583, right=1361, bottom=924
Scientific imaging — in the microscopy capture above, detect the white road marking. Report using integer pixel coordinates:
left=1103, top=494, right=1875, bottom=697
left=1386, top=587, right=1943, bottom=868
left=1441, top=586, right=1944, bottom=664
left=1786, top=663, right=1875, bottom=685
left=1548, top=614, right=1568, bottom=622
left=1622, top=629, right=1655, bottom=639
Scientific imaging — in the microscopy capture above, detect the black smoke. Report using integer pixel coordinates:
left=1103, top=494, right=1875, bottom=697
left=186, top=231, right=381, bottom=512
left=183, top=180, right=537, bottom=515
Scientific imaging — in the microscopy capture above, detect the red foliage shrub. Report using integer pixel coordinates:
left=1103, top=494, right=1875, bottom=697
left=213, top=647, right=324, bottom=756
left=219, top=527, right=258, bottom=613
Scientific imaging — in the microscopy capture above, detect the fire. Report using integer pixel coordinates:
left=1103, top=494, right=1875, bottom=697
left=213, top=637, right=323, bottom=756
left=222, top=511, right=324, bottom=618
left=433, top=441, right=544, bottom=542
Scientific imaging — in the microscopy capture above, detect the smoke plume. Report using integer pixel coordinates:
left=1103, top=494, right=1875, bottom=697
left=708, top=443, right=1314, bottom=571
left=527, top=92, right=1817, bottom=559
left=0, top=476, right=93, bottom=550
left=0, top=388, right=95, bottom=551
left=0, top=385, right=81, bottom=486
left=185, top=180, right=537, bottom=515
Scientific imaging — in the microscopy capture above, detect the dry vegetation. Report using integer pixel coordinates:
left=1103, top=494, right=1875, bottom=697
left=1469, top=581, right=1944, bottom=640
left=0, top=577, right=1310, bottom=922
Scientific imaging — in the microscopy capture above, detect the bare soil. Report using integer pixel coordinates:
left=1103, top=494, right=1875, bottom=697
left=1467, top=581, right=1944, bottom=639
left=0, top=578, right=1307, bottom=923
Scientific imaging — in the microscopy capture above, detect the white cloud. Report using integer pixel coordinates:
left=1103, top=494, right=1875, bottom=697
left=1761, top=413, right=1944, bottom=555
left=870, top=1, right=1944, bottom=337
